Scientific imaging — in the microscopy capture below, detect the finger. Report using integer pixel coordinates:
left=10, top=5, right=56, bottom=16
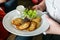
left=32, top=7, right=36, bottom=10
left=32, top=6, right=37, bottom=10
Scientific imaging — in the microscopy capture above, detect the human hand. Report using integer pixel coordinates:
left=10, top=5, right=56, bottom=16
left=32, top=0, right=46, bottom=11
left=32, top=4, right=45, bottom=11
left=32, top=5, right=40, bottom=10
left=45, top=15, right=60, bottom=34
left=0, top=0, right=6, bottom=4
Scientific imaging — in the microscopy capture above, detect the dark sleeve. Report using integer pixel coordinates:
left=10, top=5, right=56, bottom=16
left=4, top=0, right=18, bottom=13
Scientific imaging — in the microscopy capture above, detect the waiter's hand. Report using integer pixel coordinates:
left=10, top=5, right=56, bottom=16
left=45, top=15, right=60, bottom=34
left=32, top=0, right=46, bottom=11
left=32, top=4, right=45, bottom=11
left=0, top=0, right=6, bottom=4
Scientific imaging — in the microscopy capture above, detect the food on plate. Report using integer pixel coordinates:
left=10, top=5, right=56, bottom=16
left=11, top=18, right=23, bottom=26
left=32, top=17, right=41, bottom=27
left=11, top=9, right=42, bottom=32
left=18, top=22, right=30, bottom=30
left=32, top=17, right=41, bottom=23
left=11, top=17, right=41, bottom=31
left=23, top=17, right=30, bottom=22
left=27, top=21, right=37, bottom=31
left=23, top=9, right=37, bottom=19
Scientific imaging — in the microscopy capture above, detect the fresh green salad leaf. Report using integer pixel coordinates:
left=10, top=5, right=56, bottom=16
left=23, top=9, right=37, bottom=19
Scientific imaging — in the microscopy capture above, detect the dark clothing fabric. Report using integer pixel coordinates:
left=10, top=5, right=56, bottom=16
left=4, top=0, right=18, bottom=13
left=43, top=34, right=60, bottom=40
left=15, top=36, right=33, bottom=40
left=15, top=34, right=60, bottom=40
left=0, top=0, right=18, bottom=13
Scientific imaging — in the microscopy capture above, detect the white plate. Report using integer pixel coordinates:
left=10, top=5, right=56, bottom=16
left=3, top=10, right=49, bottom=36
